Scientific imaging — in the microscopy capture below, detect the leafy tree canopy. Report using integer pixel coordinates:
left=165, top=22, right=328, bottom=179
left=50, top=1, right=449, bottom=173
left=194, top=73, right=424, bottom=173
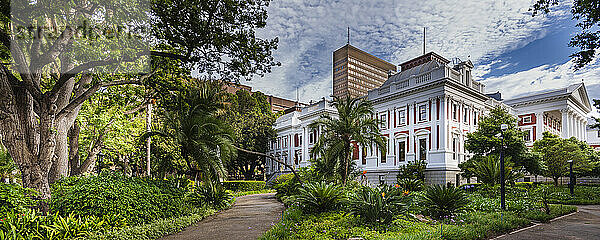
left=464, top=107, right=538, bottom=173
left=533, top=132, right=594, bottom=185
left=531, top=0, right=600, bottom=69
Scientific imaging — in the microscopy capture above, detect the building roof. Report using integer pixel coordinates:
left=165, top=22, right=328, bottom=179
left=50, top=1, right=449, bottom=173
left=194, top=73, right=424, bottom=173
left=381, top=59, right=444, bottom=87
left=503, top=83, right=592, bottom=113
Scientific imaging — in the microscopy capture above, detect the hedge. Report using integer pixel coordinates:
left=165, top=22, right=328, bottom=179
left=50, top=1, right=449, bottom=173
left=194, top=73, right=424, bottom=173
left=222, top=181, right=265, bottom=192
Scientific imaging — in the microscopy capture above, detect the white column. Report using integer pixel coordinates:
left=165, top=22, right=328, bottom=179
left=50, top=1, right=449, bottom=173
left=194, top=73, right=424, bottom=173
left=569, top=113, right=574, bottom=138
left=535, top=112, right=544, bottom=141
left=583, top=118, right=588, bottom=142
left=561, top=109, right=569, bottom=138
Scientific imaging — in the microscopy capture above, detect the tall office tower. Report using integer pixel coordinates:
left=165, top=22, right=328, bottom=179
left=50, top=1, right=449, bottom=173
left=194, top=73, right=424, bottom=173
left=332, top=44, right=397, bottom=99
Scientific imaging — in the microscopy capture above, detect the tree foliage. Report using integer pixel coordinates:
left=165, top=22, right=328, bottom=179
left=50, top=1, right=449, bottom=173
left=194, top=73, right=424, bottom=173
left=223, top=90, right=277, bottom=180
left=310, top=96, right=386, bottom=185
left=465, top=107, right=540, bottom=173
left=0, top=0, right=278, bottom=199
left=533, top=132, right=594, bottom=185
left=531, top=0, right=600, bottom=69
left=148, top=79, right=236, bottom=183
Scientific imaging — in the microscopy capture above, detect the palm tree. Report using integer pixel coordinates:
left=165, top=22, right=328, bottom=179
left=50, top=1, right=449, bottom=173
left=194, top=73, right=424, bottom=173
left=146, top=79, right=236, bottom=184
left=310, top=96, right=386, bottom=185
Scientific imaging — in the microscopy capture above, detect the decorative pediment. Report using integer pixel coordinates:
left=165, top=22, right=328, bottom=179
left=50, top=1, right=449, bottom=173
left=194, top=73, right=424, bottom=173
left=569, top=83, right=592, bottom=113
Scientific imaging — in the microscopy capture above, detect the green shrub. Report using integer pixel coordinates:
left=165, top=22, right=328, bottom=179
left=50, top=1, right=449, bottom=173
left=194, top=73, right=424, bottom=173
left=51, top=172, right=187, bottom=225
left=222, top=181, right=265, bottom=192
left=0, top=183, right=36, bottom=215
left=421, top=185, right=469, bottom=219
left=295, top=181, right=346, bottom=214
left=232, top=189, right=275, bottom=197
left=272, top=173, right=300, bottom=200
left=441, top=211, right=530, bottom=240
left=515, top=182, right=534, bottom=188
left=187, top=183, right=233, bottom=209
left=0, top=209, right=119, bottom=240
left=87, top=207, right=217, bottom=240
left=519, top=204, right=577, bottom=223
left=397, top=178, right=424, bottom=192
left=348, top=185, right=410, bottom=225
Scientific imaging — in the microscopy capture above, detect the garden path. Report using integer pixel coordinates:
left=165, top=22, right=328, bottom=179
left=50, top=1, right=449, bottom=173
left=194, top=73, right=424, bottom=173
left=159, top=193, right=284, bottom=240
left=496, top=205, right=600, bottom=240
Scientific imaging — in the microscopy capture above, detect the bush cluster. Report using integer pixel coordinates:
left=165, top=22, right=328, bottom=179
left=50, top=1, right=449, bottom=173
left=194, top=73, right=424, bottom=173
left=0, top=183, right=36, bottom=215
left=221, top=180, right=266, bottom=192
left=51, top=172, right=188, bottom=225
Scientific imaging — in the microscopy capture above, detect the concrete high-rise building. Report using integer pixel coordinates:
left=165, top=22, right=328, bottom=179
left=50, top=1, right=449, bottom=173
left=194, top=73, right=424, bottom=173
left=332, top=44, right=397, bottom=99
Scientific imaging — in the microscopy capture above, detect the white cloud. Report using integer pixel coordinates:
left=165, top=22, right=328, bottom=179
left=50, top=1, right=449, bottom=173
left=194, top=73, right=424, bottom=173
left=245, top=0, right=571, bottom=103
left=482, top=57, right=600, bottom=117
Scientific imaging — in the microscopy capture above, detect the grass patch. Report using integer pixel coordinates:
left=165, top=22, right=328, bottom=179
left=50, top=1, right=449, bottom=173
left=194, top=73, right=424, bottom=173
left=547, top=185, right=600, bottom=205
left=519, top=204, right=577, bottom=223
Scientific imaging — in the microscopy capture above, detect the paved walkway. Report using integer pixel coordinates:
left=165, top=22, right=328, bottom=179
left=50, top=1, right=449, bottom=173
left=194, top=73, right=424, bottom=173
left=160, top=193, right=284, bottom=240
left=496, top=205, right=600, bottom=240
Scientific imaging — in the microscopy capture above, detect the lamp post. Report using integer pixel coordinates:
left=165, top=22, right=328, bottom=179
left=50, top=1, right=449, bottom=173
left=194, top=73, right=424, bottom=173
left=568, top=160, right=574, bottom=196
left=499, top=123, right=508, bottom=211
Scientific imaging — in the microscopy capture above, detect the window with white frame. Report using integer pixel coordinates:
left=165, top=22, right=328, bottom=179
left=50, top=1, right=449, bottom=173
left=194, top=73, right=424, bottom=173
left=452, top=136, right=458, bottom=160
left=452, top=104, right=459, bottom=120
left=418, top=138, right=427, bottom=161
left=523, top=129, right=532, bottom=142
left=474, top=111, right=478, bottom=125
left=380, top=137, right=388, bottom=163
left=398, top=110, right=406, bottom=126
left=380, top=113, right=388, bottom=129
left=463, top=107, right=469, bottom=123
left=418, top=104, right=427, bottom=122
left=522, top=116, right=532, bottom=124
left=398, top=141, right=406, bottom=162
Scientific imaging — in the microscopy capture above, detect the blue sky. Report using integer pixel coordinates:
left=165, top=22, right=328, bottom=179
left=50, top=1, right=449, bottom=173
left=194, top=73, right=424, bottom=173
left=242, top=0, right=600, bottom=115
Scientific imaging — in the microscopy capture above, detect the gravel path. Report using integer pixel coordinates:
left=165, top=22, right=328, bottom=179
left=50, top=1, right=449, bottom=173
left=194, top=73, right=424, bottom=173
left=495, top=205, right=600, bottom=240
left=159, top=193, right=284, bottom=240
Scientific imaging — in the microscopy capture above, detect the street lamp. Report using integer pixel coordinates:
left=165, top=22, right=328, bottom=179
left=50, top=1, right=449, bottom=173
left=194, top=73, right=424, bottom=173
left=499, top=123, right=508, bottom=211
left=568, top=160, right=574, bottom=196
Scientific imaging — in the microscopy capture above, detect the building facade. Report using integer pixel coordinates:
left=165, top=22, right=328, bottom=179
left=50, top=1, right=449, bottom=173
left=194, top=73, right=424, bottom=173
left=268, top=51, right=592, bottom=186
left=504, top=83, right=591, bottom=146
left=333, top=44, right=397, bottom=99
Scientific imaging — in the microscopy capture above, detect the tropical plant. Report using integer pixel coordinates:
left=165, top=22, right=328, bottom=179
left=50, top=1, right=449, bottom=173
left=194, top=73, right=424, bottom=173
left=397, top=178, right=424, bottom=192
left=465, top=155, right=523, bottom=185
left=310, top=96, right=386, bottom=184
left=295, top=181, right=346, bottom=214
left=348, top=185, right=409, bottom=225
left=187, top=183, right=234, bottom=210
left=421, top=185, right=469, bottom=219
left=148, top=79, right=236, bottom=183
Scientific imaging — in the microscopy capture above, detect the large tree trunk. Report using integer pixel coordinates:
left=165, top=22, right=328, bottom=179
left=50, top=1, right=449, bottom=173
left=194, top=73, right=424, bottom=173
left=68, top=122, right=81, bottom=176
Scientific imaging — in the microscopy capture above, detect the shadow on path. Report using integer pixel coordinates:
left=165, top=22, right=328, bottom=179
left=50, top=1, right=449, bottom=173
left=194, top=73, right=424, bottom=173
left=160, top=193, right=284, bottom=240
left=496, top=205, right=600, bottom=240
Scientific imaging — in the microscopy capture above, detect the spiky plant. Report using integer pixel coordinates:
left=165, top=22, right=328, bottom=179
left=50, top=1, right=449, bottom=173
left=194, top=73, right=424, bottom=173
left=295, top=181, right=346, bottom=214
left=421, top=184, right=469, bottom=219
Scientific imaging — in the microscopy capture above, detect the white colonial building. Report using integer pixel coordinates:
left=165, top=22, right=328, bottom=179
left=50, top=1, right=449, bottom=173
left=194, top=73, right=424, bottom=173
left=266, top=52, right=593, bottom=186
left=504, top=83, right=592, bottom=146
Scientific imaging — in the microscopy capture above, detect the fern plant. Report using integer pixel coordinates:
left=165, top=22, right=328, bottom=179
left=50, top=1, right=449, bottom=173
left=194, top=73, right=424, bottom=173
left=295, top=181, right=346, bottom=214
